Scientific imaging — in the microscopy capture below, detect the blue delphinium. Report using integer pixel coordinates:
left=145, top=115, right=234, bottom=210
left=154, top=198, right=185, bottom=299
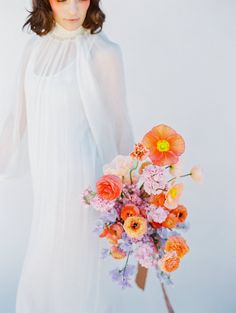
left=101, top=208, right=118, bottom=224
left=109, top=264, right=136, bottom=289
left=100, top=248, right=110, bottom=259
left=156, top=267, right=174, bottom=287
left=93, top=219, right=104, bottom=235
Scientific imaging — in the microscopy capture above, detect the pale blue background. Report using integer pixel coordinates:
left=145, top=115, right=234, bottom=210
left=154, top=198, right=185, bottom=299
left=0, top=1, right=236, bottom=312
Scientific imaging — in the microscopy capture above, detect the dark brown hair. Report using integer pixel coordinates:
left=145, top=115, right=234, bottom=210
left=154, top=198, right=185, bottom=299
left=22, top=0, right=105, bottom=36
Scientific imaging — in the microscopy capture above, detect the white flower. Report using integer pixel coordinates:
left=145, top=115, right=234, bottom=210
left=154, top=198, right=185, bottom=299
left=169, top=160, right=183, bottom=177
left=103, top=155, right=136, bottom=183
left=190, top=165, right=203, bottom=183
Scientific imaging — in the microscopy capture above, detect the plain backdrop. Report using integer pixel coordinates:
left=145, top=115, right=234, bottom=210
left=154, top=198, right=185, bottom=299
left=0, top=1, right=236, bottom=312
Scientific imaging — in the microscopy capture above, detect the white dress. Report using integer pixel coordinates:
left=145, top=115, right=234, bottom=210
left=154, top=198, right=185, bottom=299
left=0, top=22, right=139, bottom=313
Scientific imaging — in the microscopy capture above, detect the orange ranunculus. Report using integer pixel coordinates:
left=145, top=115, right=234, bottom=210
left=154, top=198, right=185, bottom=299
left=172, top=204, right=188, bottom=223
left=110, top=245, right=127, bottom=259
left=138, top=161, right=152, bottom=175
left=149, top=192, right=166, bottom=207
left=158, top=251, right=180, bottom=272
left=141, top=124, right=185, bottom=166
left=121, top=203, right=140, bottom=221
left=161, top=213, right=178, bottom=228
left=106, top=223, right=124, bottom=245
left=164, top=183, right=184, bottom=210
left=164, top=236, right=189, bottom=259
left=96, top=174, right=123, bottom=200
left=123, top=216, right=147, bottom=238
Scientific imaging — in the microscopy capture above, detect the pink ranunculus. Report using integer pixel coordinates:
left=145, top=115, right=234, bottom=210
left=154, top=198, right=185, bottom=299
left=96, top=174, right=123, bottom=201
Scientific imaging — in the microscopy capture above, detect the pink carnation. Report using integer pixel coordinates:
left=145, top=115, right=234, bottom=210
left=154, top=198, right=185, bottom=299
left=147, top=205, right=168, bottom=223
left=142, top=165, right=167, bottom=195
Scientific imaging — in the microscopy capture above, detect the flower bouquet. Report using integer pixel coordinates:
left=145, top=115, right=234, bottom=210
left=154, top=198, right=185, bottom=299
left=81, top=124, right=203, bottom=310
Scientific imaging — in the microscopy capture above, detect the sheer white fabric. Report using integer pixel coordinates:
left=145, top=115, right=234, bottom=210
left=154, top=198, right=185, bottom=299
left=0, top=22, right=139, bottom=313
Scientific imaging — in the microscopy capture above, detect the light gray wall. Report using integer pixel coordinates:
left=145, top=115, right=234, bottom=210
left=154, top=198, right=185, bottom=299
left=0, top=1, right=235, bottom=312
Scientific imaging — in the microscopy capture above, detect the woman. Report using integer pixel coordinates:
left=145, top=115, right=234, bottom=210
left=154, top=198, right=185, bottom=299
left=0, top=0, right=136, bottom=312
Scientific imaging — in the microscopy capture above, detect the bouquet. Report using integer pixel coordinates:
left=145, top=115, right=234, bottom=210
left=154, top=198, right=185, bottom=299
left=81, top=124, right=203, bottom=294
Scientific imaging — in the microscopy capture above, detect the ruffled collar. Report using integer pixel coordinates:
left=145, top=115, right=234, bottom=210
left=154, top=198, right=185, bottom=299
left=50, top=22, right=89, bottom=40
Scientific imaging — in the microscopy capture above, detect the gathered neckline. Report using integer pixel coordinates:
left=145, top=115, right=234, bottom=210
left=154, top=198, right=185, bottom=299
left=49, top=22, right=89, bottom=40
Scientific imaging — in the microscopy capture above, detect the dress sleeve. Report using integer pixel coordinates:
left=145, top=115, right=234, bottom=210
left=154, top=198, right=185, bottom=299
left=0, top=36, right=35, bottom=180
left=91, top=40, right=135, bottom=157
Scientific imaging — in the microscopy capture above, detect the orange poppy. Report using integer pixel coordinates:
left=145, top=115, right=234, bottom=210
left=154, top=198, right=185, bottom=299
left=102, top=223, right=124, bottom=245
left=149, top=192, right=166, bottom=207
left=123, top=216, right=147, bottom=238
left=162, top=213, right=178, bottom=228
left=121, top=203, right=140, bottom=221
left=158, top=251, right=180, bottom=272
left=141, top=124, right=185, bottom=166
left=172, top=204, right=188, bottom=223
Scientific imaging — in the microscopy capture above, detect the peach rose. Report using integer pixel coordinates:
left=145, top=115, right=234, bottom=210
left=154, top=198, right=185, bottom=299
left=158, top=251, right=180, bottom=272
left=164, top=235, right=189, bottom=259
left=96, top=174, right=123, bottom=200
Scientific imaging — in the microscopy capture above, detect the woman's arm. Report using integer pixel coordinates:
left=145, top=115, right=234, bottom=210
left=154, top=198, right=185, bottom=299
left=0, top=36, right=35, bottom=180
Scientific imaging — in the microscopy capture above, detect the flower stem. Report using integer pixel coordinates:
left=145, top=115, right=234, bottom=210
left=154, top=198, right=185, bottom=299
left=168, top=172, right=191, bottom=183
left=129, top=160, right=139, bottom=184
left=122, top=251, right=131, bottom=281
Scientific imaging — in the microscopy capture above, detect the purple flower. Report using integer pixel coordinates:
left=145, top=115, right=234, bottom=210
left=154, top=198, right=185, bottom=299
left=134, top=242, right=158, bottom=268
left=156, top=227, right=169, bottom=239
left=101, top=208, right=118, bottom=223
left=156, top=267, right=174, bottom=287
left=176, top=221, right=190, bottom=232
left=119, top=240, right=133, bottom=253
left=100, top=248, right=110, bottom=259
left=93, top=219, right=105, bottom=235
left=109, top=264, right=135, bottom=289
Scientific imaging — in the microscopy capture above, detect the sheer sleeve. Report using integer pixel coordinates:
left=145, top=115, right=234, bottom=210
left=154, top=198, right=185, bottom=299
left=0, top=36, right=35, bottom=180
left=91, top=40, right=135, bottom=156
left=77, top=32, right=135, bottom=166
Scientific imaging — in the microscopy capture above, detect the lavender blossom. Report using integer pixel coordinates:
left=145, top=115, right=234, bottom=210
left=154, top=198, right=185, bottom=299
left=100, top=248, right=110, bottom=259
left=156, top=267, right=174, bottom=287
left=134, top=242, right=158, bottom=268
left=176, top=221, right=190, bottom=232
left=92, top=219, right=105, bottom=235
left=109, top=264, right=135, bottom=289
